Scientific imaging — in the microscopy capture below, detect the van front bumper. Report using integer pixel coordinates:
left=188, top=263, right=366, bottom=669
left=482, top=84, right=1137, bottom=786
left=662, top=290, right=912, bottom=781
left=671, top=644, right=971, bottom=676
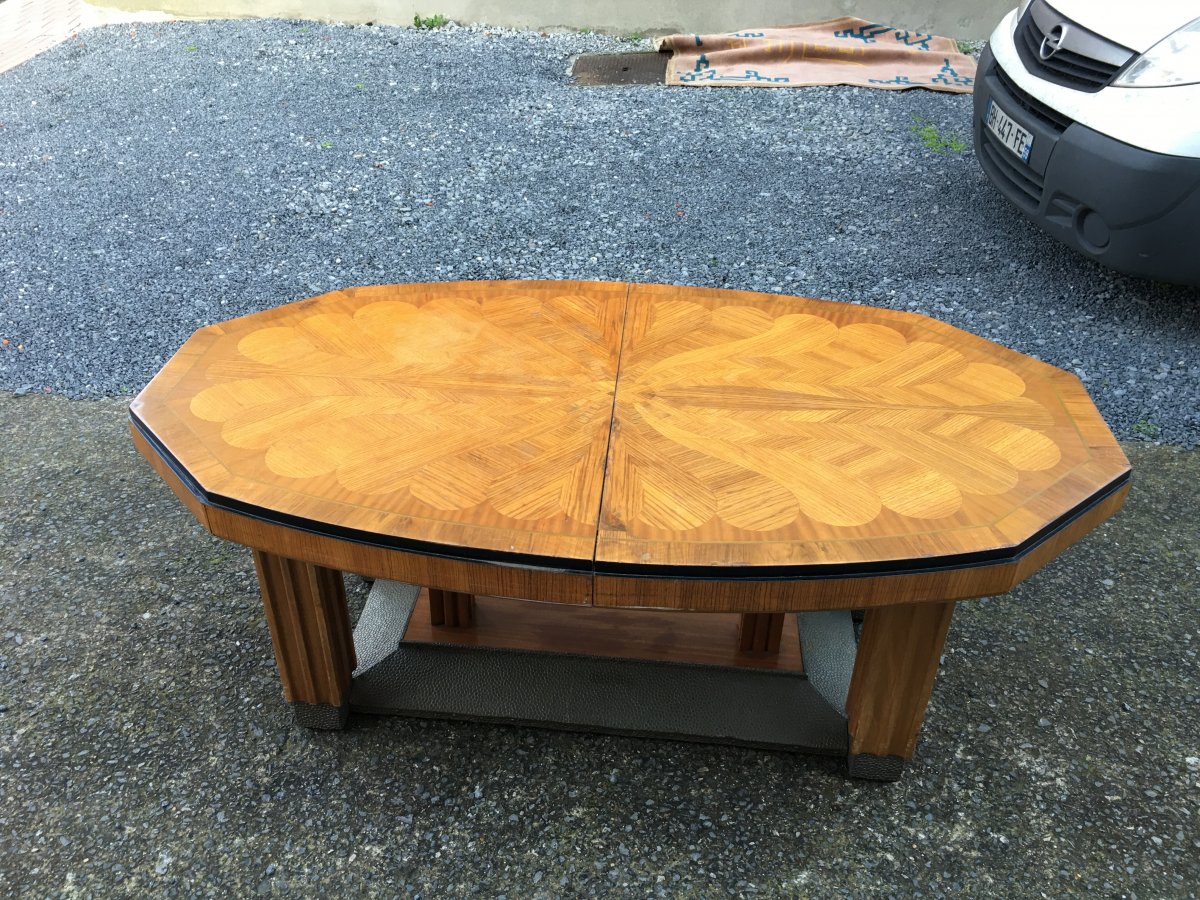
left=973, top=46, right=1200, bottom=287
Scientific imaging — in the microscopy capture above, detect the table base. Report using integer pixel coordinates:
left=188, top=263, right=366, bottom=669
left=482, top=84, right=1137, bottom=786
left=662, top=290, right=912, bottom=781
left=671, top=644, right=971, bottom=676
left=403, top=591, right=807, bottom=672
left=250, top=549, right=953, bottom=782
left=313, top=580, right=903, bottom=780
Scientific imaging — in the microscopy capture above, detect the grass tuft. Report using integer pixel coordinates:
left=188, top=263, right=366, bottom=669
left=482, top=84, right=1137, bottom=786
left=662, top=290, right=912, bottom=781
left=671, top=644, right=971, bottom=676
left=911, top=117, right=968, bottom=154
left=413, top=13, right=449, bottom=29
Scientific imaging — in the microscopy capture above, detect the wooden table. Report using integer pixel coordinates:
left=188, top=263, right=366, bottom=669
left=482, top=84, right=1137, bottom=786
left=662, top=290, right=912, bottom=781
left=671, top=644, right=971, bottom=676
left=130, top=281, right=1130, bottom=779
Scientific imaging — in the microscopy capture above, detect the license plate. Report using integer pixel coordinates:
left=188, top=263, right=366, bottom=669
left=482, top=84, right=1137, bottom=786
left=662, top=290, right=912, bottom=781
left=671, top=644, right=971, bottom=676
left=986, top=98, right=1033, bottom=163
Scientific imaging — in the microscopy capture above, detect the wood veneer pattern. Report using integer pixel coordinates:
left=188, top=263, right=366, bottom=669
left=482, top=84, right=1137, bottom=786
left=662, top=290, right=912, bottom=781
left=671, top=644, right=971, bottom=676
left=598, top=283, right=1128, bottom=569
left=132, top=281, right=628, bottom=563
left=132, top=281, right=1130, bottom=598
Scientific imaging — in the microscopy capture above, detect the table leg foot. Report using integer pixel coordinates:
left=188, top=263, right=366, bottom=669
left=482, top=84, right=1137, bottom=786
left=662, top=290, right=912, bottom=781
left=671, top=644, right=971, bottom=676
left=844, top=601, right=954, bottom=779
left=846, top=752, right=906, bottom=782
left=291, top=699, right=350, bottom=730
left=253, top=550, right=356, bottom=728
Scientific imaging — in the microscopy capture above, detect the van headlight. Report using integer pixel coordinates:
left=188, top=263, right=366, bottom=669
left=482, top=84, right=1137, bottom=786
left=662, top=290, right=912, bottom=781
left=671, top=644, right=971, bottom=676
left=1114, top=17, right=1200, bottom=87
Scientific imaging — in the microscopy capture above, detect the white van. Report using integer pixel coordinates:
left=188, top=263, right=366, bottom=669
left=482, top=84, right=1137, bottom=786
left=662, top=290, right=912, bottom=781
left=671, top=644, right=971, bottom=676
left=973, top=0, right=1200, bottom=285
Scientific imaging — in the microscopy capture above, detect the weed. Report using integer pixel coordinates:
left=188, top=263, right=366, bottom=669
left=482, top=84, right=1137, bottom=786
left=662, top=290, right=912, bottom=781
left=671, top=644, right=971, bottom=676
left=299, top=26, right=311, bottom=33
left=911, top=117, right=967, bottom=153
left=1132, top=419, right=1161, bottom=439
left=413, top=13, right=449, bottom=29
left=626, top=31, right=645, bottom=42
left=319, top=141, right=334, bottom=149
left=355, top=82, right=365, bottom=89
left=184, top=44, right=198, bottom=52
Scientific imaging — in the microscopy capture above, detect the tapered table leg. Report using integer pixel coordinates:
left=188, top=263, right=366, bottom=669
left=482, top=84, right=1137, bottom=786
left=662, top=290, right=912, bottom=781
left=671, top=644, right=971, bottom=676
left=844, top=602, right=954, bottom=780
left=738, top=612, right=785, bottom=654
left=429, top=589, right=475, bottom=627
left=252, top=550, right=356, bottom=729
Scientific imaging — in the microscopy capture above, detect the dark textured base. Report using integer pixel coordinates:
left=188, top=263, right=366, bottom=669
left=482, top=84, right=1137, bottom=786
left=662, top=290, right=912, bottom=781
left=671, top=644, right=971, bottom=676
left=291, top=699, right=349, bottom=730
left=347, top=580, right=852, bottom=755
left=797, top=610, right=857, bottom=716
left=352, top=642, right=849, bottom=753
left=845, top=752, right=907, bottom=782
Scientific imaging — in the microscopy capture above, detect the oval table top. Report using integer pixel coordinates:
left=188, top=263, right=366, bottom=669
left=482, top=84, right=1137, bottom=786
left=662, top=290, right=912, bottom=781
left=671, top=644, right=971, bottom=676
left=131, top=280, right=1129, bottom=610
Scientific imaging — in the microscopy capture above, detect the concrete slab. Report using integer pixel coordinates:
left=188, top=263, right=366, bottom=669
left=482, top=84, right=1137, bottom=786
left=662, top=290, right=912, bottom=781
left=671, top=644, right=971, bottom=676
left=0, top=1, right=177, bottom=75
left=0, top=0, right=82, bottom=75
left=1, top=392, right=1196, bottom=895
left=88, top=0, right=1013, bottom=40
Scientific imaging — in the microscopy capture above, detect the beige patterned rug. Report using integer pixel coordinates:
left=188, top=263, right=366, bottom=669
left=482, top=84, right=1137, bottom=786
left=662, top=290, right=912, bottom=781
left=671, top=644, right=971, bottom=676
left=0, top=0, right=83, bottom=74
left=659, top=18, right=976, bottom=93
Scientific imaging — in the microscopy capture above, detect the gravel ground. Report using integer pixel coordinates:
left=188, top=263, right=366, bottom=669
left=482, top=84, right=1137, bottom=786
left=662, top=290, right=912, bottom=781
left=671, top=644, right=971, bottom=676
left=0, top=19, right=1198, bottom=899
left=0, top=20, right=1197, bottom=444
left=1, top=394, right=1197, bottom=897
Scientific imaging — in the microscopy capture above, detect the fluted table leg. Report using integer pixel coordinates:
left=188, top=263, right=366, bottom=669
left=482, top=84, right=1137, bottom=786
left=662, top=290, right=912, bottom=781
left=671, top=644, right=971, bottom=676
left=252, top=550, right=356, bottom=729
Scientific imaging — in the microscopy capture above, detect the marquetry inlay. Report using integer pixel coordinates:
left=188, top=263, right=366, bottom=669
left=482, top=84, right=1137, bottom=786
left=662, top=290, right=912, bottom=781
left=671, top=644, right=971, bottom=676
left=132, top=281, right=1129, bottom=575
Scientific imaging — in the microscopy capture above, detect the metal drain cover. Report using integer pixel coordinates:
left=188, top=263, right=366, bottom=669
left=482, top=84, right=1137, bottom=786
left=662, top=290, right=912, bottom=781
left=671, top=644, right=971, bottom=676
left=572, top=52, right=667, bottom=85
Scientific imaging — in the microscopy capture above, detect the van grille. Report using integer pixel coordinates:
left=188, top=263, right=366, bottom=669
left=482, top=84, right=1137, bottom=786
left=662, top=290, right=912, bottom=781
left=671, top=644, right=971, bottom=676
left=1015, top=10, right=1122, bottom=91
left=979, top=129, right=1044, bottom=211
left=994, top=64, right=1073, bottom=135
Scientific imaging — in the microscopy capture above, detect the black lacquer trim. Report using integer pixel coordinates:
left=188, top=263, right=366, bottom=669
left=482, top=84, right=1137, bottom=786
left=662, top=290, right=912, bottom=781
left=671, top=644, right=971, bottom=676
left=595, top=470, right=1129, bottom=581
left=132, top=413, right=1128, bottom=583
left=131, top=414, right=594, bottom=577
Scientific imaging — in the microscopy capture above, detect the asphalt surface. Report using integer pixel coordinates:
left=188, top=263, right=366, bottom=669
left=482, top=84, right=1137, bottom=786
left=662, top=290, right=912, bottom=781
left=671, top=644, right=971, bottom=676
left=0, top=18, right=1198, bottom=899
left=0, top=20, right=1197, bottom=443
left=0, top=394, right=1197, bottom=897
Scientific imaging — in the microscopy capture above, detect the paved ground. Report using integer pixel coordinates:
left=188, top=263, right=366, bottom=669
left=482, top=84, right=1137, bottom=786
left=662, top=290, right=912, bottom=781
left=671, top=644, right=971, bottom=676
left=0, top=18, right=1198, bottom=899
left=1, top=397, right=1197, bottom=897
